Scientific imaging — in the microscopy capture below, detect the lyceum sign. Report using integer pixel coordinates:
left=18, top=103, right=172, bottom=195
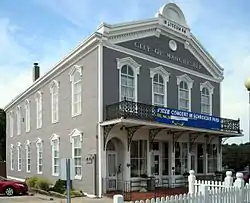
left=134, top=41, right=203, bottom=70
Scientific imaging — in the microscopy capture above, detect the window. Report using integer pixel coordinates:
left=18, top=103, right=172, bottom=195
left=17, top=142, right=22, bottom=171
left=16, top=106, right=21, bottom=135
left=207, top=144, right=217, bottom=173
left=10, top=144, right=14, bottom=170
left=35, top=92, right=42, bottom=129
left=150, top=66, right=170, bottom=107
left=51, top=134, right=60, bottom=176
left=9, top=111, right=14, bottom=137
left=50, top=80, right=59, bottom=123
left=200, top=81, right=214, bottom=115
left=70, top=129, right=83, bottom=179
left=25, top=100, right=30, bottom=132
left=162, top=142, right=169, bottom=175
left=36, top=138, right=43, bottom=174
left=175, top=142, right=188, bottom=175
left=25, top=140, right=31, bottom=173
left=197, top=143, right=205, bottom=173
left=117, top=57, right=141, bottom=102
left=130, top=140, right=147, bottom=177
left=177, top=74, right=193, bottom=111
left=70, top=65, right=82, bottom=117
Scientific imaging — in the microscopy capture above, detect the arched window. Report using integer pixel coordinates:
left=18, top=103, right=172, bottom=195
left=36, top=138, right=43, bottom=174
left=200, top=81, right=214, bottom=115
left=178, top=81, right=189, bottom=111
left=16, top=106, right=21, bottom=135
left=25, top=100, right=30, bottom=132
left=17, top=142, right=22, bottom=171
left=35, top=91, right=42, bottom=129
left=153, top=74, right=165, bottom=106
left=25, top=140, right=31, bottom=173
left=50, top=80, right=59, bottom=123
left=121, top=65, right=135, bottom=101
left=50, top=134, right=60, bottom=176
left=70, top=65, right=82, bottom=117
left=117, top=57, right=141, bottom=102
left=177, top=74, right=193, bottom=111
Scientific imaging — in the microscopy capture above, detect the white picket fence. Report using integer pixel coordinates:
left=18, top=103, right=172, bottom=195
left=113, top=170, right=250, bottom=203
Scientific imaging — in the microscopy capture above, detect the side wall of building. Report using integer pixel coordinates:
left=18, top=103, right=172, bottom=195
left=6, top=45, right=99, bottom=195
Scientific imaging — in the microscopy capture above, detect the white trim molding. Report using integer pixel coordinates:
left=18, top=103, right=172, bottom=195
left=10, top=144, right=14, bottom=170
left=16, top=106, right=21, bottom=136
left=70, top=65, right=83, bottom=117
left=16, top=142, right=22, bottom=171
left=150, top=66, right=170, bottom=107
left=35, top=91, right=43, bottom=129
left=25, top=99, right=31, bottom=133
left=69, top=129, right=83, bottom=180
left=117, top=57, right=141, bottom=102
left=36, top=137, right=43, bottom=174
left=50, top=134, right=60, bottom=177
left=177, top=74, right=194, bottom=111
left=50, top=80, right=60, bottom=124
left=200, top=81, right=214, bottom=115
left=25, top=140, right=31, bottom=173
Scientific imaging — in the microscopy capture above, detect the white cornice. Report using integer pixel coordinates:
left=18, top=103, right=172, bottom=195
left=150, top=66, right=170, bottom=82
left=116, top=57, right=141, bottom=75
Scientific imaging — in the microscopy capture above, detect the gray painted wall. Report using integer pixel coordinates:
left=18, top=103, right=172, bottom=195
left=118, top=35, right=213, bottom=77
left=103, top=46, right=221, bottom=117
left=6, top=47, right=99, bottom=195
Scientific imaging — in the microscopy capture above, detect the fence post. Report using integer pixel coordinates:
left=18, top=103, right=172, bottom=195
left=113, top=194, right=124, bottom=203
left=199, top=184, right=209, bottom=203
left=188, top=170, right=196, bottom=194
left=224, top=171, right=233, bottom=187
left=234, top=172, right=244, bottom=188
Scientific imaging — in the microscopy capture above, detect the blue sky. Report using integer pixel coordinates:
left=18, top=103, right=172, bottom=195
left=0, top=0, right=250, bottom=143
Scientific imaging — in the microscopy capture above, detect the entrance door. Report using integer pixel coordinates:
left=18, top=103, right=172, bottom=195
left=107, top=151, right=117, bottom=191
left=152, top=151, right=161, bottom=185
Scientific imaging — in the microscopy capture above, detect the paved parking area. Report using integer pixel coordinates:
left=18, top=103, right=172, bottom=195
left=0, top=195, right=114, bottom=203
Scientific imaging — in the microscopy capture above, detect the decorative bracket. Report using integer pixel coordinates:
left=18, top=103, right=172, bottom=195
left=205, top=134, right=217, bottom=153
left=103, top=124, right=115, bottom=150
left=149, top=128, right=163, bottom=150
left=189, top=133, right=200, bottom=152
left=172, top=131, right=186, bottom=152
left=222, top=137, right=229, bottom=144
left=125, top=126, right=142, bottom=151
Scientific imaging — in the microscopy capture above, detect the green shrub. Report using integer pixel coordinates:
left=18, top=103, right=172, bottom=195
left=26, top=176, right=39, bottom=188
left=51, top=179, right=66, bottom=194
left=63, top=189, right=82, bottom=197
left=35, top=177, right=51, bottom=191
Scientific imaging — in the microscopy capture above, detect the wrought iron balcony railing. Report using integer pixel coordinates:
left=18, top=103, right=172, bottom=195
left=105, top=100, right=241, bottom=134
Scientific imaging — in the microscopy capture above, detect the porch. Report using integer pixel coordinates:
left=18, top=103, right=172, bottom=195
left=100, top=100, right=242, bottom=199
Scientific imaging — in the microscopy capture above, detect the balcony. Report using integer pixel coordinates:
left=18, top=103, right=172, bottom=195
left=105, top=100, right=241, bottom=135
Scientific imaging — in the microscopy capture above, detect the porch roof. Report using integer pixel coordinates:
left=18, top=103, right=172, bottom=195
left=100, top=117, right=243, bottom=138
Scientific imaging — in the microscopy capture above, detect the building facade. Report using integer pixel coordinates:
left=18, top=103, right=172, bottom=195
left=4, top=3, right=242, bottom=198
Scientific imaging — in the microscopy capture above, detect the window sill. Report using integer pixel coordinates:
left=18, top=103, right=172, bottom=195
left=37, top=172, right=43, bottom=175
left=17, top=169, right=21, bottom=172
left=26, top=171, right=31, bottom=173
left=75, top=175, right=82, bottom=180
left=72, top=113, right=81, bottom=118
left=52, top=120, right=59, bottom=124
left=52, top=173, right=59, bottom=177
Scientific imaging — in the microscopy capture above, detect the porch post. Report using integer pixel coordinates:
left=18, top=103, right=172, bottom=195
left=217, top=139, right=222, bottom=171
left=170, top=134, right=175, bottom=188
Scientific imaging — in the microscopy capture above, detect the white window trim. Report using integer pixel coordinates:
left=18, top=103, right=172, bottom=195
left=25, top=140, right=31, bottom=173
left=150, top=66, right=170, bottom=107
left=16, top=106, right=21, bottom=135
left=50, top=134, right=60, bottom=176
left=9, top=111, right=14, bottom=137
left=36, top=138, right=43, bottom=174
left=10, top=144, right=14, bottom=170
left=177, top=74, right=194, bottom=111
left=50, top=80, right=60, bottom=123
left=69, top=65, right=83, bottom=117
left=17, top=142, right=22, bottom=171
left=25, top=100, right=31, bottom=132
left=117, top=57, right=141, bottom=102
left=200, top=81, right=214, bottom=115
left=69, top=129, right=83, bottom=180
left=35, top=91, right=43, bottom=129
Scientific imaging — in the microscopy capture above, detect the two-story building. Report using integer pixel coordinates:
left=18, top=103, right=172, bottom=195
left=4, top=2, right=242, bottom=198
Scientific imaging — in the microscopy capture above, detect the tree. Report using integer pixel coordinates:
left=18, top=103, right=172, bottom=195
left=0, top=109, right=6, bottom=161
